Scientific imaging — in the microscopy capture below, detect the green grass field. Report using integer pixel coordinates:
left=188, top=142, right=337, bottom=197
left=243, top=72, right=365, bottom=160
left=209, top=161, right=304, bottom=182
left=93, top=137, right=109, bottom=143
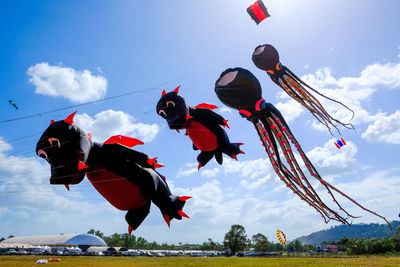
left=1, top=256, right=400, bottom=267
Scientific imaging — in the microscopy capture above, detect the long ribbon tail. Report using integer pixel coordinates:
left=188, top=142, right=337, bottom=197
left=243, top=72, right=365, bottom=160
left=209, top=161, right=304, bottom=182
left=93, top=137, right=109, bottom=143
left=274, top=66, right=355, bottom=135
left=253, top=120, right=346, bottom=225
left=285, top=67, right=355, bottom=121
left=271, top=113, right=391, bottom=230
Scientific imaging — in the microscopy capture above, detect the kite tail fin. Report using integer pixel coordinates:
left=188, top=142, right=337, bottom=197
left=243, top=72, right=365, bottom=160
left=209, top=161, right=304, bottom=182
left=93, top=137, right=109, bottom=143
left=125, top=201, right=151, bottom=233
left=222, top=142, right=243, bottom=160
left=159, top=195, right=191, bottom=228
left=197, top=151, right=214, bottom=167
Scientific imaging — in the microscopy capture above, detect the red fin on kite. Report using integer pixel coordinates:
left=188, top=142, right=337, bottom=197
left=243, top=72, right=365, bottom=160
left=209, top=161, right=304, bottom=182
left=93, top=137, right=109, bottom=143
left=179, top=196, right=192, bottom=201
left=194, top=103, right=218, bottom=110
left=223, top=120, right=230, bottom=128
left=78, top=161, right=89, bottom=170
left=147, top=157, right=157, bottom=166
left=178, top=210, right=190, bottom=218
left=104, top=135, right=144, bottom=147
left=128, top=225, right=133, bottom=237
left=163, top=214, right=170, bottom=228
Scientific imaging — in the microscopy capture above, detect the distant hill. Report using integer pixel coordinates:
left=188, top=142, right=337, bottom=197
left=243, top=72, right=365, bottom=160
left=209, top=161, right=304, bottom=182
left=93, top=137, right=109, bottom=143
left=297, top=221, right=400, bottom=245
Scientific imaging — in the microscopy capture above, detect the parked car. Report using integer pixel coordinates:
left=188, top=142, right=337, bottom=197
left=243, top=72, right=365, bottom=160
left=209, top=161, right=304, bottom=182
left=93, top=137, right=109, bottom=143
left=18, top=249, right=28, bottom=255
left=7, top=249, right=17, bottom=255
left=33, top=249, right=45, bottom=255
left=121, top=251, right=130, bottom=256
left=67, top=247, right=82, bottom=255
left=155, top=252, right=166, bottom=257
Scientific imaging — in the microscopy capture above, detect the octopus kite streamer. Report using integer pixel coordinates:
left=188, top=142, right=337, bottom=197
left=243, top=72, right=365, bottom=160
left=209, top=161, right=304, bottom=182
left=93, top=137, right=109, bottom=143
left=214, top=67, right=390, bottom=228
left=252, top=44, right=355, bottom=134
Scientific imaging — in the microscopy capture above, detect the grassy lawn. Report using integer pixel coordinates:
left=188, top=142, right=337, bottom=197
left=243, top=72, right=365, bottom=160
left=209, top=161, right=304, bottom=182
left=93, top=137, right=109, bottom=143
left=1, top=256, right=400, bottom=266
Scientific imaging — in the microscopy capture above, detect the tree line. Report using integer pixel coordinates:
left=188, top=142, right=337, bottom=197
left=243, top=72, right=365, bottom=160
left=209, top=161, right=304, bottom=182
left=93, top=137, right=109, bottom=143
left=298, top=221, right=400, bottom=244
left=223, top=224, right=400, bottom=255
left=323, top=226, right=400, bottom=255
left=87, top=223, right=400, bottom=255
left=2, top=224, right=399, bottom=255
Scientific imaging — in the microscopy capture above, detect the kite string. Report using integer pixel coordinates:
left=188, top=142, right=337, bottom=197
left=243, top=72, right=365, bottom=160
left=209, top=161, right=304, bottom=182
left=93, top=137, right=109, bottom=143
left=0, top=60, right=224, bottom=125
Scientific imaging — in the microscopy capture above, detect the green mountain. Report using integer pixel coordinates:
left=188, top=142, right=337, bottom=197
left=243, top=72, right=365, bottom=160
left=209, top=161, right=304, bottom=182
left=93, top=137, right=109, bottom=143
left=297, top=221, right=400, bottom=245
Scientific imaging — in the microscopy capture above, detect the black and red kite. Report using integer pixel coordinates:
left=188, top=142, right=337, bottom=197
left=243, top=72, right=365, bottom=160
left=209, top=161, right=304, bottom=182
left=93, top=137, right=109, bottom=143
left=247, top=0, right=270, bottom=25
left=156, top=86, right=244, bottom=169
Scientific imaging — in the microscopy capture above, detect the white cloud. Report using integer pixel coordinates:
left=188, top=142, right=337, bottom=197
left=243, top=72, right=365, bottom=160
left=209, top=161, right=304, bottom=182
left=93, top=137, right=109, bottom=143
left=275, top=98, right=304, bottom=123
left=0, top=207, right=9, bottom=218
left=223, top=157, right=273, bottom=180
left=28, top=62, right=107, bottom=103
left=179, top=179, right=224, bottom=209
left=306, top=138, right=361, bottom=177
left=240, top=176, right=270, bottom=190
left=337, top=63, right=400, bottom=89
left=362, top=110, right=400, bottom=144
left=176, top=163, right=198, bottom=178
left=201, top=167, right=220, bottom=178
left=0, top=137, right=13, bottom=153
left=75, top=110, right=159, bottom=143
left=219, top=107, right=232, bottom=114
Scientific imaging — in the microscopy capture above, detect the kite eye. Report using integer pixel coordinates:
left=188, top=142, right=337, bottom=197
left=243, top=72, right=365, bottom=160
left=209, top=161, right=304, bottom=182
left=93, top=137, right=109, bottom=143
left=158, top=109, right=167, bottom=118
left=166, top=101, right=175, bottom=107
left=48, top=138, right=61, bottom=148
left=37, top=149, right=48, bottom=160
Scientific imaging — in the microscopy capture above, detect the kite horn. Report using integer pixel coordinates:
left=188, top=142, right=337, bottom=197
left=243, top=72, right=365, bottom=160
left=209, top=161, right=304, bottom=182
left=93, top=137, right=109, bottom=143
left=64, top=111, right=77, bottom=125
left=50, top=120, right=55, bottom=125
left=173, top=85, right=181, bottom=94
left=162, top=90, right=166, bottom=97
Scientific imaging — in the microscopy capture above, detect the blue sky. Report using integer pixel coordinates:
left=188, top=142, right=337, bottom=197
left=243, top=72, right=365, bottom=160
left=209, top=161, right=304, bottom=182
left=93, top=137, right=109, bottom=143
left=1, top=0, right=400, bottom=244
